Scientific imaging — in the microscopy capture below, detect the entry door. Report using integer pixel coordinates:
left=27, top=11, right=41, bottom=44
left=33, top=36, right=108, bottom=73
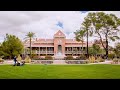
left=58, top=45, right=62, bottom=53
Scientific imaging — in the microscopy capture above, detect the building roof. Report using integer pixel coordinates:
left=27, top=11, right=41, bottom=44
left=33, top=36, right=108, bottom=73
left=35, top=39, right=53, bottom=43
left=54, top=30, right=66, bottom=38
left=65, top=39, right=86, bottom=43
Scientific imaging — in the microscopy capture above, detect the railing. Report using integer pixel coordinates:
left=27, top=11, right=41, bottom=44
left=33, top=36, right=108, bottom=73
left=65, top=51, right=87, bottom=54
left=24, top=51, right=87, bottom=54
left=36, top=51, right=54, bottom=54
left=47, top=51, right=54, bottom=53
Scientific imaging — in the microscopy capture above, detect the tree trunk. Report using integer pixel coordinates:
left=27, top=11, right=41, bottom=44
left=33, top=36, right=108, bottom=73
left=106, top=39, right=108, bottom=60
left=87, top=29, right=89, bottom=58
left=9, top=56, right=11, bottom=60
left=82, top=37, right=83, bottom=55
left=30, top=38, right=32, bottom=59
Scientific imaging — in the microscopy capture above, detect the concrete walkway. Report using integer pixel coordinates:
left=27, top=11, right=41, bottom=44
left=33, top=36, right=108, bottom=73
left=0, top=60, right=120, bottom=65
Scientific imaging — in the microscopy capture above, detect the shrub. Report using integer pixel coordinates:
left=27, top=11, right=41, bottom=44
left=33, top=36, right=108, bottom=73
left=32, top=55, right=39, bottom=59
left=108, top=54, right=115, bottom=60
left=41, top=61, right=53, bottom=64
left=17, top=54, right=22, bottom=62
left=76, top=55, right=86, bottom=60
left=25, top=55, right=31, bottom=63
left=89, top=56, right=96, bottom=63
left=45, top=55, right=53, bottom=60
left=113, top=58, right=119, bottom=64
left=65, top=60, right=89, bottom=64
left=32, top=56, right=40, bottom=60
left=0, top=58, right=4, bottom=62
left=0, top=57, right=4, bottom=63
left=97, top=56, right=105, bottom=62
left=99, top=59, right=105, bottom=62
left=65, top=55, right=74, bottom=60
left=39, top=58, right=46, bottom=60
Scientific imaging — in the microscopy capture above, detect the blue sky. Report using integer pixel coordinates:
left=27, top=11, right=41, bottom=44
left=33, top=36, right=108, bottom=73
left=80, top=11, right=88, bottom=13
left=56, top=21, right=63, bottom=29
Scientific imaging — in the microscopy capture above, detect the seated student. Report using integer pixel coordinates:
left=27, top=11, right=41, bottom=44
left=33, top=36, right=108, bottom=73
left=16, top=61, right=25, bottom=66
left=20, top=61, right=25, bottom=66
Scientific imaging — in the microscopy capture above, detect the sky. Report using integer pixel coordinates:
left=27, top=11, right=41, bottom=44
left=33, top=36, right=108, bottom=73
left=0, top=11, right=120, bottom=47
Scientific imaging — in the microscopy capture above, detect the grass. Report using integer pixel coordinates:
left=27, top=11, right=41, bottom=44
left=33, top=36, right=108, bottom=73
left=0, top=64, right=120, bottom=79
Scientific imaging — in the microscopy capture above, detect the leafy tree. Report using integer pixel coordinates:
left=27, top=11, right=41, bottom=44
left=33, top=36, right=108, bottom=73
left=85, top=12, right=120, bottom=59
left=114, top=43, right=120, bottom=58
left=0, top=34, right=24, bottom=59
left=88, top=44, right=101, bottom=55
left=25, top=32, right=35, bottom=59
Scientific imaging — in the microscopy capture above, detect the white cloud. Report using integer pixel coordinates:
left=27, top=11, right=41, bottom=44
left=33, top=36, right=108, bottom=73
left=0, top=11, right=120, bottom=47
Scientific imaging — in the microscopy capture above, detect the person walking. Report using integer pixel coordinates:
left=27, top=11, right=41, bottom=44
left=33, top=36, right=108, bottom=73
left=13, top=56, right=17, bottom=66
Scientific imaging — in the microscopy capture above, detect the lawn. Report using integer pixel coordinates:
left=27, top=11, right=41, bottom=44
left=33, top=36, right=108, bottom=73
left=0, top=64, right=120, bottom=79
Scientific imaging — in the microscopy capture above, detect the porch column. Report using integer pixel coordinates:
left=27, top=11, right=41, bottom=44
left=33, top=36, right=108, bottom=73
left=46, top=47, right=47, bottom=55
left=39, top=47, right=40, bottom=57
left=72, top=47, right=73, bottom=56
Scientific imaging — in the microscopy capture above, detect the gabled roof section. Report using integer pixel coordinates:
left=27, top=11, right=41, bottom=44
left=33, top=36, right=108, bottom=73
left=54, top=30, right=66, bottom=38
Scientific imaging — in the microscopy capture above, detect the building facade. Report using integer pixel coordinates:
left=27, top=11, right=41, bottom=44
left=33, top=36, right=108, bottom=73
left=23, top=30, right=93, bottom=59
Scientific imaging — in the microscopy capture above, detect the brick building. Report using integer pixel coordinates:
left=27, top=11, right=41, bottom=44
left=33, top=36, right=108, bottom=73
left=23, top=30, right=93, bottom=59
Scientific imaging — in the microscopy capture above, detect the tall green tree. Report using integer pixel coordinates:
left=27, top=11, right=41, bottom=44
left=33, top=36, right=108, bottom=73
left=0, top=34, right=24, bottom=59
left=85, top=12, right=120, bottom=60
left=74, top=29, right=86, bottom=55
left=82, top=18, right=92, bottom=58
left=25, top=32, right=35, bottom=59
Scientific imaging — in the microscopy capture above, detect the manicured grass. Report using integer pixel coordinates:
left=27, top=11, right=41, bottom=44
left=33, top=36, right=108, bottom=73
left=0, top=64, right=120, bottom=79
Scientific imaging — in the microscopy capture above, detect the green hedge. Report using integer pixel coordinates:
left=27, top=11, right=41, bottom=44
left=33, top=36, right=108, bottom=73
left=65, top=55, right=74, bottom=60
left=0, top=59, right=4, bottom=62
left=76, top=55, right=86, bottom=60
left=0, top=58, right=4, bottom=62
left=108, top=54, right=115, bottom=60
left=45, top=55, right=53, bottom=60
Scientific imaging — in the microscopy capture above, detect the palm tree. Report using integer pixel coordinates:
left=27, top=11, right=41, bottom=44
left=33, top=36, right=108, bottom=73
left=82, top=18, right=92, bottom=58
left=74, top=29, right=86, bottom=55
left=25, top=32, right=35, bottom=59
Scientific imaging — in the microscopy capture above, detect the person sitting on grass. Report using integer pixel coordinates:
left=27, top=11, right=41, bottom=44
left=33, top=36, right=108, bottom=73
left=16, top=61, right=25, bottom=66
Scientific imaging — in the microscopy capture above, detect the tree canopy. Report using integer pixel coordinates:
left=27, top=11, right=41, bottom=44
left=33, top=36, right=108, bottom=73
left=0, top=34, right=24, bottom=59
left=84, top=12, right=120, bottom=59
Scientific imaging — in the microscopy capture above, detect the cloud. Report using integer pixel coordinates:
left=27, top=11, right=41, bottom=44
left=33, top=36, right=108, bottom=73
left=0, top=11, right=120, bottom=47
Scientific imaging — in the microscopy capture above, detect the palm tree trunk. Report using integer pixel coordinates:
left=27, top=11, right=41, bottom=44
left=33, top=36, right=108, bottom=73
left=30, top=37, right=32, bottom=59
left=82, top=37, right=83, bottom=55
left=87, top=28, right=89, bottom=58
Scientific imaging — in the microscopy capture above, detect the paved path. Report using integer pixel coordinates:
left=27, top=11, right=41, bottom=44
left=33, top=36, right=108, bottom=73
left=0, top=60, right=120, bottom=65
